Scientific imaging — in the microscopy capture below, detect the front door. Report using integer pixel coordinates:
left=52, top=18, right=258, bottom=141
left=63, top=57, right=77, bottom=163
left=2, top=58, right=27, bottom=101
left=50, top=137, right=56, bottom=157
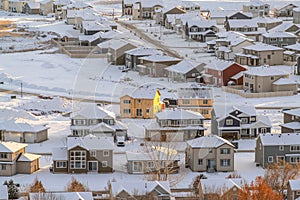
left=207, top=159, right=215, bottom=172
left=161, top=132, right=166, bottom=142
left=88, top=161, right=98, bottom=172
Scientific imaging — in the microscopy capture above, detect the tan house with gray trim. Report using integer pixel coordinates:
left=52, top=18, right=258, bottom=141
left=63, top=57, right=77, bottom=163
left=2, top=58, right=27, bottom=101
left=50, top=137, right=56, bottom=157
left=185, top=134, right=234, bottom=172
left=52, top=135, right=114, bottom=174
left=243, top=66, right=297, bottom=94
left=0, top=141, right=40, bottom=176
left=235, top=43, right=284, bottom=66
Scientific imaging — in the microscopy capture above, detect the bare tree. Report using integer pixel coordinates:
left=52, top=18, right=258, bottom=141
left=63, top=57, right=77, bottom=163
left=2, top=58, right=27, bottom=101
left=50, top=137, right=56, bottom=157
left=66, top=177, right=87, bottom=192
left=264, top=161, right=300, bottom=197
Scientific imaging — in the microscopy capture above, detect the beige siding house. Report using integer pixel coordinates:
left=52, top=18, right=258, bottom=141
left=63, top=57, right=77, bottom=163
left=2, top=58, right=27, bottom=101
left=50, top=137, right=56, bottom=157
left=186, top=135, right=234, bottom=172
left=107, top=40, right=137, bottom=65
left=0, top=141, right=40, bottom=176
left=243, top=66, right=297, bottom=93
left=235, top=43, right=284, bottom=66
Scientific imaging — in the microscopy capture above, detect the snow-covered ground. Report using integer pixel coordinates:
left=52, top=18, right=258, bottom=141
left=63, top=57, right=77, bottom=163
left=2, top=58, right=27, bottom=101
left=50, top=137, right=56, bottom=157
left=1, top=1, right=300, bottom=193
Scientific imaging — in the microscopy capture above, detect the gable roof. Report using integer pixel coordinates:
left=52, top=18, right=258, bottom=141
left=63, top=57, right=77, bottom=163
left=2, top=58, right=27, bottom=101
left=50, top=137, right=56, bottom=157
left=111, top=181, right=171, bottom=196
left=259, top=133, right=300, bottom=146
left=204, top=60, right=245, bottom=71
left=0, top=141, right=27, bottom=153
left=200, top=178, right=243, bottom=195
left=165, top=60, right=205, bottom=74
left=244, top=66, right=288, bottom=77
left=187, top=19, right=217, bottom=28
left=187, top=134, right=234, bottom=148
left=18, top=153, right=41, bottom=162
left=156, top=109, right=205, bottom=120
left=243, top=42, right=283, bottom=51
left=285, top=43, right=300, bottom=51
left=71, top=104, right=115, bottom=119
left=124, top=87, right=159, bottom=99
left=139, top=55, right=181, bottom=62
left=0, top=120, right=48, bottom=133
left=263, top=31, right=296, bottom=38
left=283, top=108, right=300, bottom=117
left=125, top=47, right=162, bottom=56
left=213, top=104, right=256, bottom=119
left=289, top=180, right=300, bottom=191
left=272, top=78, right=298, bottom=85
left=27, top=2, right=40, bottom=9
left=52, top=147, right=68, bottom=160
left=67, top=136, right=114, bottom=150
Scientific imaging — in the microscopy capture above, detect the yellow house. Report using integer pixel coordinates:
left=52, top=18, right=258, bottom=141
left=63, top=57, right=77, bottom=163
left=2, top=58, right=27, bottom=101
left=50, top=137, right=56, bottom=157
left=120, top=89, right=161, bottom=119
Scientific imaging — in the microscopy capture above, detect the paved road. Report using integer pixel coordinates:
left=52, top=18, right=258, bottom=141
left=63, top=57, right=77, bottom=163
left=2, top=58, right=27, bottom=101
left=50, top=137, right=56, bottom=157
left=117, top=20, right=183, bottom=59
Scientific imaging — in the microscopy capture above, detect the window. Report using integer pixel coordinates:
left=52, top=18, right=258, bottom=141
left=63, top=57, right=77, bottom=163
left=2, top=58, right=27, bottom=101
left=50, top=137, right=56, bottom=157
left=90, top=151, right=96, bottom=157
left=123, top=99, right=131, bottom=104
left=198, top=159, right=203, bottom=165
left=220, top=159, right=230, bottom=166
left=70, top=151, right=86, bottom=169
left=267, top=55, right=271, bottom=59
left=1, top=164, right=6, bottom=170
left=220, top=148, right=231, bottom=154
left=226, top=119, right=233, bottom=125
left=290, top=156, right=300, bottom=164
left=245, top=82, right=249, bottom=87
left=261, top=128, right=267, bottom=133
left=123, top=109, right=131, bottom=114
left=279, top=146, right=284, bottom=151
left=203, top=99, right=208, bottom=104
left=136, top=109, right=142, bottom=117
left=0, top=153, right=7, bottom=159
left=290, top=145, right=300, bottom=152
left=297, top=191, right=300, bottom=195
left=268, top=156, right=273, bottom=163
left=137, top=99, right=141, bottom=104
left=102, top=161, right=108, bottom=167
left=146, top=109, right=150, bottom=114
left=103, top=151, right=109, bottom=157
left=277, top=156, right=285, bottom=163
left=148, top=161, right=154, bottom=169
left=73, top=119, right=86, bottom=125
left=250, top=117, right=256, bottom=122
left=271, top=76, right=274, bottom=80
left=182, top=99, right=190, bottom=104
left=56, top=161, right=67, bottom=168
left=241, top=118, right=248, bottom=124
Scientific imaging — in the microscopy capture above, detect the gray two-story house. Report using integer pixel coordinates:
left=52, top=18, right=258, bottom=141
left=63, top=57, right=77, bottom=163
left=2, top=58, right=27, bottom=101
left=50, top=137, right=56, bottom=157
left=145, top=109, right=206, bottom=142
left=262, top=32, right=297, bottom=48
left=255, top=133, right=300, bottom=168
left=185, top=20, right=218, bottom=42
left=70, top=104, right=127, bottom=141
left=52, top=135, right=114, bottom=174
left=186, top=134, right=235, bottom=172
left=211, top=105, right=271, bottom=140
left=281, top=108, right=300, bottom=133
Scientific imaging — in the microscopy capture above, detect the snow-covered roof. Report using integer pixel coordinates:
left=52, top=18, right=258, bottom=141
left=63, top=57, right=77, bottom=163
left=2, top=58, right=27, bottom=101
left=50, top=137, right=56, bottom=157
left=140, top=0, right=163, bottom=8
left=259, top=133, right=300, bottom=146
left=254, top=16, right=282, bottom=24
left=67, top=136, right=114, bottom=150
left=213, top=104, right=257, bottom=119
left=200, top=178, right=243, bottom=195
left=228, top=19, right=258, bottom=28
left=29, top=192, right=93, bottom=200
left=217, top=31, right=246, bottom=39
left=187, top=19, right=216, bottom=28
left=125, top=47, right=161, bottom=56
left=99, top=30, right=121, bottom=39
left=65, top=2, right=89, bottom=9
left=289, top=180, right=300, bottom=191
left=272, top=78, right=298, bottom=85
left=210, top=10, right=238, bottom=18
left=233, top=105, right=256, bottom=116
left=124, top=86, right=159, bottom=99
left=89, top=122, right=115, bottom=132
left=0, top=120, right=48, bottom=133
left=283, top=108, right=300, bottom=117
left=71, top=104, right=115, bottom=119
left=231, top=71, right=244, bottom=80
left=53, top=0, right=70, bottom=6
left=285, top=43, right=300, bottom=51
left=111, top=181, right=171, bottom=196
left=244, top=66, right=288, bottom=77
left=0, top=141, right=27, bottom=153
left=82, top=21, right=111, bottom=32
left=126, top=150, right=180, bottom=161
left=139, top=55, right=181, bottom=62
left=0, top=185, right=8, bottom=200
left=101, top=39, right=136, bottom=50
left=280, top=122, right=300, bottom=130
left=27, top=2, right=40, bottom=9
left=165, top=60, right=205, bottom=74
left=78, top=32, right=101, bottom=42
left=156, top=109, right=204, bottom=120
left=204, top=60, right=245, bottom=71
left=263, top=31, right=296, bottom=38
left=18, top=153, right=41, bottom=162
left=243, top=42, right=283, bottom=51
left=52, top=147, right=68, bottom=160
left=187, top=134, right=234, bottom=148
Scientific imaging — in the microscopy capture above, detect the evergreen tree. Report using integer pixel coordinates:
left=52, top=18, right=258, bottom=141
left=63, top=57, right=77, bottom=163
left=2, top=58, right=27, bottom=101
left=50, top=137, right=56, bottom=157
left=4, top=179, right=19, bottom=199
